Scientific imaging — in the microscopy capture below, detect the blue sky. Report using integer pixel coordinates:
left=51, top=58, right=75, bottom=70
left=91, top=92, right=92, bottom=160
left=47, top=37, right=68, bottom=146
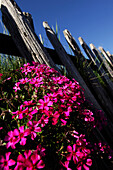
left=0, top=0, right=113, bottom=57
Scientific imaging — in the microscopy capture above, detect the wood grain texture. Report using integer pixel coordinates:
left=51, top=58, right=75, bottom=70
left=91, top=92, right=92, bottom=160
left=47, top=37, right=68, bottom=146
left=78, top=37, right=96, bottom=65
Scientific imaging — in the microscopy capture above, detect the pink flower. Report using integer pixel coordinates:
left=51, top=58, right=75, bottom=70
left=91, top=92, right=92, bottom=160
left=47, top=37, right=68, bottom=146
left=23, top=63, right=30, bottom=67
left=60, top=161, right=72, bottom=170
left=15, top=151, right=32, bottom=170
left=67, top=144, right=82, bottom=163
left=60, top=118, right=67, bottom=126
left=35, top=144, right=46, bottom=157
left=77, top=158, right=92, bottom=170
left=14, top=126, right=29, bottom=145
left=12, top=106, right=29, bottom=119
left=29, top=77, right=43, bottom=88
left=30, top=154, right=45, bottom=169
left=72, top=95, right=77, bottom=101
left=52, top=111, right=60, bottom=125
left=26, top=121, right=41, bottom=140
left=71, top=130, right=79, bottom=139
left=19, top=78, right=29, bottom=84
left=4, top=131, right=19, bottom=149
left=76, top=134, right=87, bottom=147
left=63, top=107, right=72, bottom=118
left=38, top=96, right=53, bottom=113
left=0, top=127, right=3, bottom=130
left=28, top=108, right=38, bottom=119
left=0, top=152, right=15, bottom=170
left=13, top=82, right=21, bottom=92
left=85, top=159, right=92, bottom=168
left=0, top=73, right=3, bottom=79
left=23, top=100, right=36, bottom=107
left=15, top=149, right=45, bottom=170
left=82, top=110, right=94, bottom=122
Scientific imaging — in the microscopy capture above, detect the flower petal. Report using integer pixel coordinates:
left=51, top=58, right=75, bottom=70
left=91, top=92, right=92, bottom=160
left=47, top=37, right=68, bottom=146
left=8, top=159, right=16, bottom=166
left=67, top=146, right=72, bottom=152
left=36, top=160, right=45, bottom=169
left=86, top=159, right=92, bottom=166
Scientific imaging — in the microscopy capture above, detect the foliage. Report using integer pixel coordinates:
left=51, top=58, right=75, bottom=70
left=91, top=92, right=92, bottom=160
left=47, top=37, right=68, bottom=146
left=0, top=53, right=26, bottom=83
left=0, top=62, right=113, bottom=170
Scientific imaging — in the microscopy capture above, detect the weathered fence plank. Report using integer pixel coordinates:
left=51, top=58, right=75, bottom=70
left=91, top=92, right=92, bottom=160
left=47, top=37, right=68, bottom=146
left=99, top=47, right=113, bottom=68
left=23, top=12, right=35, bottom=31
left=63, top=29, right=113, bottom=123
left=78, top=37, right=113, bottom=99
left=0, top=0, right=58, bottom=70
left=106, top=51, right=113, bottom=59
left=90, top=44, right=113, bottom=78
left=106, top=51, right=113, bottom=63
left=78, top=37, right=96, bottom=66
left=63, top=30, right=96, bottom=69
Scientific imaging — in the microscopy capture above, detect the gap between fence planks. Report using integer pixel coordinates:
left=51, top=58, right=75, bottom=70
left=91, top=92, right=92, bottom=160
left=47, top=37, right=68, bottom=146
left=0, top=0, right=58, bottom=71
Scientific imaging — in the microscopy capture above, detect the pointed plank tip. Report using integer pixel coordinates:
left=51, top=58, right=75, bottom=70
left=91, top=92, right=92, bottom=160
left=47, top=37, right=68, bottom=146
left=98, top=46, right=103, bottom=50
left=63, top=29, right=68, bottom=34
left=63, top=29, right=71, bottom=37
left=90, top=43, right=95, bottom=50
left=106, top=51, right=111, bottom=56
left=78, top=37, right=84, bottom=45
left=43, top=21, right=48, bottom=28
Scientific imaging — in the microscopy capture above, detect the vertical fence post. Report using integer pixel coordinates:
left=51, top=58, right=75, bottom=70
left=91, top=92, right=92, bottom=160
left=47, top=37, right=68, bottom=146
left=78, top=37, right=96, bottom=65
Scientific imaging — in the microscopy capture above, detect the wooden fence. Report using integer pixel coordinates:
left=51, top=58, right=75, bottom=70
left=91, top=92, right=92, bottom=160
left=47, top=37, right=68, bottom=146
left=0, top=0, right=113, bottom=168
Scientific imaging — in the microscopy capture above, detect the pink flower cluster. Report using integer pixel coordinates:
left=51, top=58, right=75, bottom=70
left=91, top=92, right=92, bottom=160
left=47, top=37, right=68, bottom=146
left=1, top=62, right=112, bottom=169
left=90, top=142, right=113, bottom=158
left=12, top=62, right=94, bottom=127
left=61, top=134, right=92, bottom=170
left=0, top=145, right=45, bottom=170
